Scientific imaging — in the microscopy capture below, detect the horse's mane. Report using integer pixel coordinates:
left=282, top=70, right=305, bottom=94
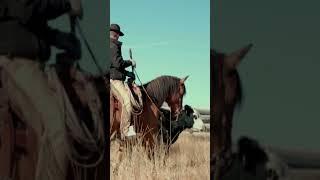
left=234, top=71, right=243, bottom=107
left=211, top=49, right=243, bottom=107
left=139, top=75, right=186, bottom=107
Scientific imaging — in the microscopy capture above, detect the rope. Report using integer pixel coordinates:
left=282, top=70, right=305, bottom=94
left=133, top=69, right=167, bottom=122
left=74, top=18, right=110, bottom=130
left=58, top=19, right=106, bottom=174
left=52, top=68, right=104, bottom=168
left=125, top=82, right=143, bottom=116
left=133, top=69, right=164, bottom=116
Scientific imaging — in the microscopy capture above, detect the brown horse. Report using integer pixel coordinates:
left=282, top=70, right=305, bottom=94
left=110, top=75, right=188, bottom=150
left=0, top=58, right=107, bottom=180
left=211, top=44, right=253, bottom=179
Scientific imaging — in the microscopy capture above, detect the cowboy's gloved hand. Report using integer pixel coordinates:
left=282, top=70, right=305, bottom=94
left=130, top=59, right=136, bottom=68
left=69, top=0, right=83, bottom=19
left=55, top=31, right=82, bottom=60
left=126, top=71, right=135, bottom=80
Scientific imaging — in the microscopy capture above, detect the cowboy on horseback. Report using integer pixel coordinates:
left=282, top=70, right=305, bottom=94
left=0, top=0, right=83, bottom=179
left=110, top=24, right=138, bottom=139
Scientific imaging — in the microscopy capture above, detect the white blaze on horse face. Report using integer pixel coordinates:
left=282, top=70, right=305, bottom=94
left=171, top=103, right=181, bottom=117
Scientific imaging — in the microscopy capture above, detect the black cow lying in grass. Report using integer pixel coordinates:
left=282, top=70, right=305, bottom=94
left=159, top=104, right=194, bottom=146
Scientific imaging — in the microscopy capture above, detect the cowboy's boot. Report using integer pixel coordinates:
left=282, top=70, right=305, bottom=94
left=121, top=112, right=136, bottom=140
left=125, top=125, right=136, bottom=137
left=125, top=114, right=136, bottom=138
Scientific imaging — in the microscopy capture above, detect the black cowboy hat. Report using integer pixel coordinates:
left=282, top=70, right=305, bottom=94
left=110, top=24, right=124, bottom=36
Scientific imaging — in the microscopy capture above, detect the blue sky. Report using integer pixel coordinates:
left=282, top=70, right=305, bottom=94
left=111, top=0, right=210, bottom=109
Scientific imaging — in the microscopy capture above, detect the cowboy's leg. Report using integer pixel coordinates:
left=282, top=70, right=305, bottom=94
left=110, top=80, right=132, bottom=139
left=1, top=57, right=68, bottom=180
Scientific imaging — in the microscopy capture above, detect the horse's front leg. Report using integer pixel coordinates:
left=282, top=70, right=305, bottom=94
left=223, top=108, right=234, bottom=160
left=112, top=138, right=125, bottom=176
left=141, top=132, right=156, bottom=160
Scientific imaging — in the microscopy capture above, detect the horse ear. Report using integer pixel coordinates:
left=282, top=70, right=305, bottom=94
left=180, top=75, right=189, bottom=84
left=226, top=43, right=253, bottom=69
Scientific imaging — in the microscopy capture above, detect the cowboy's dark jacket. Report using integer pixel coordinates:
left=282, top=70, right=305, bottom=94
left=0, top=0, right=74, bottom=61
left=110, top=38, right=132, bottom=81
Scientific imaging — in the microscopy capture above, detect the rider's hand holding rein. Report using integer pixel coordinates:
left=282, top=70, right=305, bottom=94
left=69, top=0, right=84, bottom=19
left=130, top=59, right=136, bottom=68
left=125, top=71, right=135, bottom=80
left=47, top=29, right=81, bottom=60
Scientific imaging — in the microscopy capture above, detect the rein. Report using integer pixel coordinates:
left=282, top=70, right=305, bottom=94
left=74, top=18, right=109, bottom=87
left=68, top=18, right=109, bottom=174
left=133, top=69, right=163, bottom=117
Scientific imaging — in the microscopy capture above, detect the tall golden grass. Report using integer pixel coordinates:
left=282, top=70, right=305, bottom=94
left=111, top=131, right=210, bottom=180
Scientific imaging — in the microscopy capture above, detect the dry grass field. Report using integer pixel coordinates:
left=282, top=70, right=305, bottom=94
left=110, top=131, right=210, bottom=180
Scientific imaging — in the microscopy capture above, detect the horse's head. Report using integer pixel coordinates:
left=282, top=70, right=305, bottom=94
left=166, top=76, right=188, bottom=119
left=212, top=44, right=253, bottom=106
left=224, top=44, right=252, bottom=105
left=211, top=44, right=253, bottom=172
